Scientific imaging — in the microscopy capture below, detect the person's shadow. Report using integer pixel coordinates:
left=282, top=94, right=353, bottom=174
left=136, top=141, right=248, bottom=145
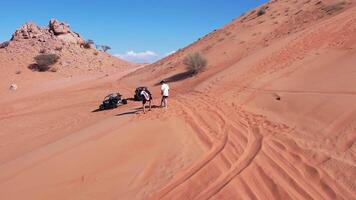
left=116, top=105, right=161, bottom=116
left=116, top=111, right=138, bottom=116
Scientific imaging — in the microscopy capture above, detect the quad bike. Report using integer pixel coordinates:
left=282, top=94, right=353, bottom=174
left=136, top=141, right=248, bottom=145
left=99, top=93, right=127, bottom=110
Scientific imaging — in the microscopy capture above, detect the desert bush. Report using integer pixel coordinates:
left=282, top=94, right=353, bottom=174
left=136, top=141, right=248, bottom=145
left=183, top=52, right=207, bottom=74
left=83, top=42, right=91, bottom=49
left=0, top=41, right=9, bottom=48
left=33, top=54, right=60, bottom=71
left=83, top=39, right=94, bottom=49
left=93, top=51, right=99, bottom=55
left=257, top=7, right=267, bottom=16
left=100, top=45, right=111, bottom=52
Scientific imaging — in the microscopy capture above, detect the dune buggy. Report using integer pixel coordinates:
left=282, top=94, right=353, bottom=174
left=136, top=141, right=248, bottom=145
left=99, top=93, right=127, bottom=110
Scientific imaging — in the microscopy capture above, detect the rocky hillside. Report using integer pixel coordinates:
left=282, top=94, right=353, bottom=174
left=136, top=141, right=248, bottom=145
left=0, top=19, right=134, bottom=76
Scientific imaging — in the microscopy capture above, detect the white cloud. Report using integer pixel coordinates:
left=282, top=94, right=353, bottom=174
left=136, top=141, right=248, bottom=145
left=165, top=51, right=176, bottom=56
left=115, top=50, right=160, bottom=63
left=115, top=50, right=176, bottom=63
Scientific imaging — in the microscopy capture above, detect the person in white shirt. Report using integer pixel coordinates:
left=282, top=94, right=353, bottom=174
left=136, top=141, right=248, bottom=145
left=160, top=80, right=169, bottom=108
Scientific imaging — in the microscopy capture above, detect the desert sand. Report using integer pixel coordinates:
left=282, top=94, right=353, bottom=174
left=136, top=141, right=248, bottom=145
left=1, top=0, right=356, bottom=199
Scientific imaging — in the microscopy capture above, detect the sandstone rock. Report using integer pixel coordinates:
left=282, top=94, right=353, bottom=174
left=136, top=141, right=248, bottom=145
left=11, top=19, right=84, bottom=45
left=57, top=33, right=82, bottom=44
left=9, top=84, right=18, bottom=91
left=11, top=23, right=43, bottom=40
left=48, top=19, right=84, bottom=44
left=49, top=19, right=70, bottom=35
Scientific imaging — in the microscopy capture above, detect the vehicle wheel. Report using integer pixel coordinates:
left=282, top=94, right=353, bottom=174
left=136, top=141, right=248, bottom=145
left=99, top=105, right=104, bottom=110
left=122, top=99, right=128, bottom=105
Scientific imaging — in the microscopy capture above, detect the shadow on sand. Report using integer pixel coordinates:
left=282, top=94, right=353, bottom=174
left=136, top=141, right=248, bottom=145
left=91, top=108, right=103, bottom=113
left=154, top=70, right=195, bottom=86
left=132, top=105, right=160, bottom=111
left=116, top=105, right=161, bottom=116
left=116, top=111, right=138, bottom=116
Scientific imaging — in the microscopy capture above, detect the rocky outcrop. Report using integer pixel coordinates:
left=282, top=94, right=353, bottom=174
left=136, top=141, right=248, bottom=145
left=11, top=19, right=84, bottom=45
left=9, top=84, right=18, bottom=91
left=49, top=19, right=70, bottom=35
left=11, top=23, right=45, bottom=40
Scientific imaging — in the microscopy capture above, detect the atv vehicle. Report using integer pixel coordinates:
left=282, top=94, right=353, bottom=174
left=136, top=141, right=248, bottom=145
left=99, top=93, right=127, bottom=110
left=134, top=87, right=150, bottom=101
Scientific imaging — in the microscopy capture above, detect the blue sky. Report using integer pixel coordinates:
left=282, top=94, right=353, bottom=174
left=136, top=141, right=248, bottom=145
left=0, top=0, right=267, bottom=63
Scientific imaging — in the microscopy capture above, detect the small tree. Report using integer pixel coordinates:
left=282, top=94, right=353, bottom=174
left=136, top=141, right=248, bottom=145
left=87, top=39, right=94, bottom=45
left=101, top=45, right=111, bottom=52
left=33, top=54, right=60, bottom=71
left=183, top=52, right=207, bottom=74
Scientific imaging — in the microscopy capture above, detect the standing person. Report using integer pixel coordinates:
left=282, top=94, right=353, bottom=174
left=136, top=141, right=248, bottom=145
left=140, top=88, right=152, bottom=114
left=160, top=80, right=170, bottom=108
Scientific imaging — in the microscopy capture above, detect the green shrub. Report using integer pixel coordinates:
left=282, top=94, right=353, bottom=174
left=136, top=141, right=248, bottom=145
left=183, top=52, right=207, bottom=74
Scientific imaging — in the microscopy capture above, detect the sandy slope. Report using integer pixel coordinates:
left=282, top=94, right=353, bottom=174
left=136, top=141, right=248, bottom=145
left=1, top=0, right=356, bottom=199
left=0, top=68, right=204, bottom=200
left=120, top=1, right=356, bottom=199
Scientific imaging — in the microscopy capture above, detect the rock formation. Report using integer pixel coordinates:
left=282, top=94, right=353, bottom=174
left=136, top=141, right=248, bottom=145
left=11, top=19, right=84, bottom=44
left=11, top=23, right=44, bottom=40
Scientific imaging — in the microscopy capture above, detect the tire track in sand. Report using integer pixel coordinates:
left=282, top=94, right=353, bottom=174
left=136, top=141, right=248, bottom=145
left=151, top=94, right=266, bottom=199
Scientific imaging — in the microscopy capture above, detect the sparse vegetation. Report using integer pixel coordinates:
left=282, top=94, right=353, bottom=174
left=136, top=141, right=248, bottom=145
left=87, top=39, right=94, bottom=44
left=83, top=42, right=91, bottom=49
left=100, top=45, right=111, bottom=52
left=0, top=41, right=9, bottom=48
left=93, top=51, right=99, bottom=55
left=32, top=53, right=60, bottom=72
left=183, top=52, right=207, bottom=74
left=257, top=7, right=267, bottom=16
left=94, top=44, right=112, bottom=52
left=83, top=39, right=94, bottom=49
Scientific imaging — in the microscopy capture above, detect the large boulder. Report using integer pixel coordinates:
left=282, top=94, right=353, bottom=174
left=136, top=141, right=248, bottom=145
left=49, top=19, right=84, bottom=44
left=49, top=19, right=70, bottom=35
left=57, top=33, right=83, bottom=44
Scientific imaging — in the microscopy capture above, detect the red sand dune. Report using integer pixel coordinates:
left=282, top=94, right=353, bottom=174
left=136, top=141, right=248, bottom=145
left=1, top=0, right=356, bottom=199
